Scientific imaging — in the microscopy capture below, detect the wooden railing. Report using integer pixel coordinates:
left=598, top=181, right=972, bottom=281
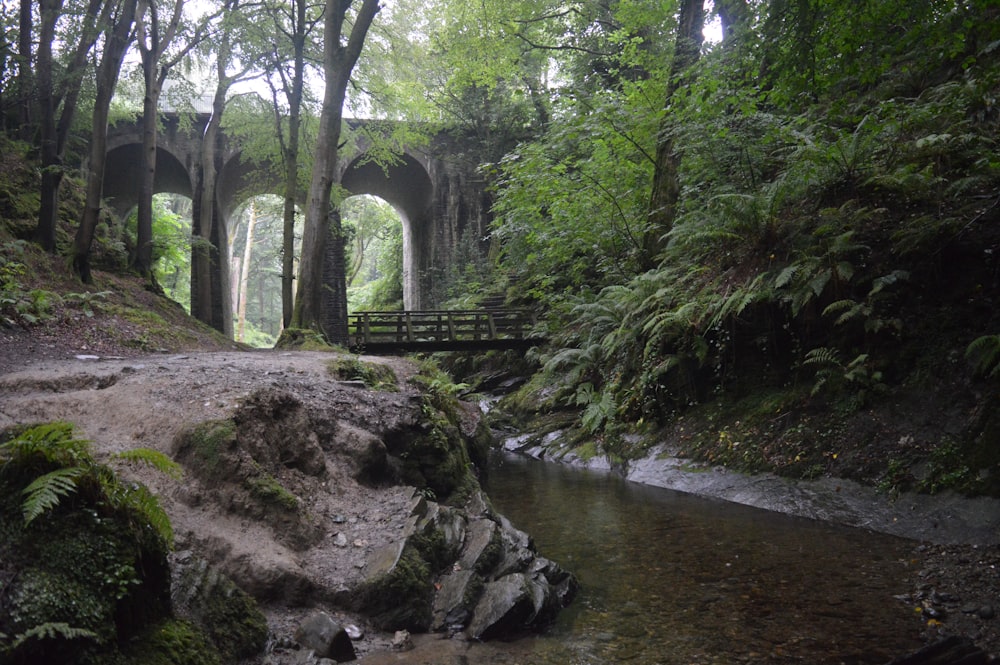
left=348, top=309, right=543, bottom=353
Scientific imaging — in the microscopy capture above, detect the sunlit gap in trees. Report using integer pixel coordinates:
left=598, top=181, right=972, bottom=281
left=344, top=194, right=404, bottom=315
left=139, top=193, right=193, bottom=314
left=228, top=194, right=303, bottom=348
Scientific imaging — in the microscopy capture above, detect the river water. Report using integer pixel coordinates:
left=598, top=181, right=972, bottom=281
left=480, top=451, right=925, bottom=664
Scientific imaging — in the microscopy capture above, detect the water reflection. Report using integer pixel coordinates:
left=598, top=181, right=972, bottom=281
left=482, top=452, right=923, bottom=664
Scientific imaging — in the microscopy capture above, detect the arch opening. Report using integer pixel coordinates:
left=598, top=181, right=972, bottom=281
left=343, top=194, right=404, bottom=313
left=341, top=152, right=433, bottom=310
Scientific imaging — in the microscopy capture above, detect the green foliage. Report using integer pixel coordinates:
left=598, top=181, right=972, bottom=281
left=919, top=439, right=972, bottom=494
left=9, top=622, right=100, bottom=652
left=966, top=335, right=1000, bottom=379
left=409, top=361, right=470, bottom=402
left=120, top=620, right=219, bottom=665
left=20, top=467, right=86, bottom=525
left=0, top=423, right=177, bottom=546
left=64, top=290, right=113, bottom=318
left=0, top=423, right=182, bottom=664
left=1, top=241, right=60, bottom=328
left=327, top=357, right=399, bottom=391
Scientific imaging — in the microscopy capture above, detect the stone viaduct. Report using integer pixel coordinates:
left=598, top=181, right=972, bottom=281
left=103, top=113, right=493, bottom=333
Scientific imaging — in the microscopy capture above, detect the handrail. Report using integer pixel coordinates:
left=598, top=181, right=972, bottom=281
left=347, top=309, right=542, bottom=352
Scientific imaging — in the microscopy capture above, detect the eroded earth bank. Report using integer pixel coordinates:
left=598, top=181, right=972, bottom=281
left=0, top=351, right=575, bottom=664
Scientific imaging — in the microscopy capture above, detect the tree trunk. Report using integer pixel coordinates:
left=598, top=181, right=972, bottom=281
left=132, top=0, right=189, bottom=277
left=35, top=0, right=109, bottom=253
left=280, top=0, right=307, bottom=329
left=292, top=0, right=380, bottom=344
left=236, top=201, right=256, bottom=342
left=17, top=0, right=34, bottom=141
left=73, top=0, right=139, bottom=282
left=133, top=58, right=161, bottom=277
left=34, top=0, right=64, bottom=253
left=644, top=0, right=705, bottom=264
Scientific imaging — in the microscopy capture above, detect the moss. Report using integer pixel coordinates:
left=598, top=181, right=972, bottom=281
left=119, top=619, right=219, bottom=665
left=573, top=440, right=599, bottom=461
left=173, top=420, right=237, bottom=480
left=274, top=327, right=343, bottom=351
left=245, top=472, right=299, bottom=511
left=410, top=526, right=452, bottom=574
left=399, top=416, right=473, bottom=503
left=357, top=547, right=433, bottom=632
left=326, top=357, right=398, bottom=391
left=474, top=526, right=505, bottom=577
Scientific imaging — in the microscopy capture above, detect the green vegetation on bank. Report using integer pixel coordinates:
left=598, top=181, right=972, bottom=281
left=0, top=422, right=265, bottom=664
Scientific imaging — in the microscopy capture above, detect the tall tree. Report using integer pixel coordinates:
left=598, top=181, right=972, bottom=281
left=131, top=0, right=213, bottom=278
left=291, top=0, right=380, bottom=343
left=644, top=0, right=704, bottom=262
left=73, top=0, right=140, bottom=281
left=15, top=0, right=33, bottom=139
left=260, top=0, right=322, bottom=328
left=189, top=0, right=257, bottom=335
left=33, top=0, right=109, bottom=253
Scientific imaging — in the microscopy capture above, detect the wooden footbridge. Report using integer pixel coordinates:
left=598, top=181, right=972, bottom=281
left=348, top=310, right=544, bottom=353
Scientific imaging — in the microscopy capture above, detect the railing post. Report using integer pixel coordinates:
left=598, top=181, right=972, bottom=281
left=362, top=313, right=372, bottom=345
left=487, top=312, right=497, bottom=339
left=405, top=312, right=414, bottom=342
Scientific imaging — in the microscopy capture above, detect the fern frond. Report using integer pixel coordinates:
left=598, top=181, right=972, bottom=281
left=11, top=622, right=99, bottom=649
left=112, top=448, right=183, bottom=480
left=869, top=270, right=910, bottom=296
left=21, top=466, right=85, bottom=525
left=0, top=422, right=90, bottom=467
left=774, top=264, right=799, bottom=289
left=804, top=347, right=841, bottom=367
left=966, top=334, right=1000, bottom=378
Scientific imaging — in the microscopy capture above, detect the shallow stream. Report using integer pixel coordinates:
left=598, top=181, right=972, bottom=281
left=479, top=451, right=925, bottom=664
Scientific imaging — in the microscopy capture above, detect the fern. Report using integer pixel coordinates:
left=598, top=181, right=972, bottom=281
left=10, top=622, right=99, bottom=650
left=112, top=448, right=183, bottom=480
left=20, top=466, right=85, bottom=525
left=0, top=421, right=90, bottom=468
left=966, top=334, right=1000, bottom=378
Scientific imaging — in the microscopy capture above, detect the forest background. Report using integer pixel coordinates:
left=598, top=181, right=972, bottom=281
left=2, top=0, right=1000, bottom=495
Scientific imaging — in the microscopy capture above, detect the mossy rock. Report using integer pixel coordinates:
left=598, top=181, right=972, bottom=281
left=327, top=357, right=398, bottom=391
left=118, top=619, right=220, bottom=665
left=172, top=420, right=237, bottom=482
left=274, top=327, right=341, bottom=351
left=169, top=553, right=268, bottom=663
left=356, top=547, right=434, bottom=632
left=0, top=429, right=172, bottom=664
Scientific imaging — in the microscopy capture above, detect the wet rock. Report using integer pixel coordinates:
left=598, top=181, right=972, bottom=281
left=466, top=573, right=542, bottom=640
left=431, top=569, right=480, bottom=630
left=391, top=630, right=414, bottom=651
left=887, top=635, right=991, bottom=664
left=357, top=488, right=576, bottom=641
left=294, top=611, right=356, bottom=662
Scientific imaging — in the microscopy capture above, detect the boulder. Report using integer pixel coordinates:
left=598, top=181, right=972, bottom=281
left=357, top=488, right=576, bottom=641
left=294, top=611, right=356, bottom=662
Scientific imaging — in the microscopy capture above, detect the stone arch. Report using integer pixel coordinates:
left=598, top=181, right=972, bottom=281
left=102, top=144, right=192, bottom=219
left=339, top=153, right=433, bottom=310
